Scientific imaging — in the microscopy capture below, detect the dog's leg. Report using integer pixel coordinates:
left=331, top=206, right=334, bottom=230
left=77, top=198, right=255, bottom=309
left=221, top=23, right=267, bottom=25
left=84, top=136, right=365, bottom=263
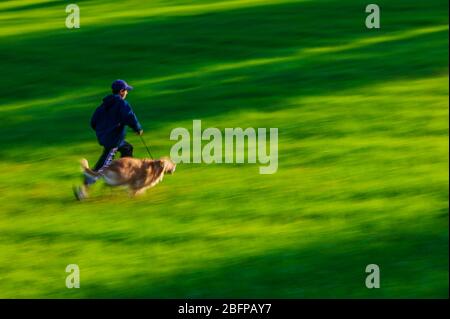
left=130, top=187, right=148, bottom=197
left=134, top=189, right=145, bottom=196
left=129, top=188, right=138, bottom=197
left=136, top=185, right=153, bottom=196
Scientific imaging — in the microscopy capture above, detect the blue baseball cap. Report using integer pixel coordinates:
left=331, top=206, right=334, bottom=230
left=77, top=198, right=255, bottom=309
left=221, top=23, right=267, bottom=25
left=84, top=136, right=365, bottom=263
left=112, top=79, right=133, bottom=92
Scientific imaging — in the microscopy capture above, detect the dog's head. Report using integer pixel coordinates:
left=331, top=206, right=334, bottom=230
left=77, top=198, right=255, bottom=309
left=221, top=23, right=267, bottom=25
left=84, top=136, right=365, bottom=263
left=159, top=157, right=176, bottom=174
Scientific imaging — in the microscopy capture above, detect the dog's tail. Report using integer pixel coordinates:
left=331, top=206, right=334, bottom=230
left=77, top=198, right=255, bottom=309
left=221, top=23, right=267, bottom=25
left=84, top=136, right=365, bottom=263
left=80, top=158, right=101, bottom=177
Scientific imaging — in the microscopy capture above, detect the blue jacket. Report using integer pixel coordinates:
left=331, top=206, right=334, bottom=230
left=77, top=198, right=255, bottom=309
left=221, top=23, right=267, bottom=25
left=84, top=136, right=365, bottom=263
left=90, top=94, right=142, bottom=148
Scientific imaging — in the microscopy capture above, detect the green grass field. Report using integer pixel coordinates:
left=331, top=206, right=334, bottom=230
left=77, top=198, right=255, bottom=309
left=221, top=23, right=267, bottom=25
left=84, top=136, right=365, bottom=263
left=0, top=0, right=448, bottom=298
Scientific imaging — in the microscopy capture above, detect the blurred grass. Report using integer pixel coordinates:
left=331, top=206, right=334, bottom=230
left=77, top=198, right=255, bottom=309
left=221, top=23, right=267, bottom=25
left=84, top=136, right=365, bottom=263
left=0, top=0, right=448, bottom=298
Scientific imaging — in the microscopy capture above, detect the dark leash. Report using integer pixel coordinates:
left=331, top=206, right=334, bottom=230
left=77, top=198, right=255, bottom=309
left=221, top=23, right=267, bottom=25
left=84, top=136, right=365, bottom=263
left=139, top=135, right=154, bottom=160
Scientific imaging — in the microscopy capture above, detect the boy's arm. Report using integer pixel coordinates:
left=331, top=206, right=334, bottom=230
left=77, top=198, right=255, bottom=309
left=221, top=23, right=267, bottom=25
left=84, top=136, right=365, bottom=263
left=120, top=101, right=143, bottom=133
left=90, top=107, right=100, bottom=130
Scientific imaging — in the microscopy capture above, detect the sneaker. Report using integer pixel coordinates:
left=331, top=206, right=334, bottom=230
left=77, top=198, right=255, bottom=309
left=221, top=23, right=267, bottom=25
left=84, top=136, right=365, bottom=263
left=73, top=185, right=88, bottom=201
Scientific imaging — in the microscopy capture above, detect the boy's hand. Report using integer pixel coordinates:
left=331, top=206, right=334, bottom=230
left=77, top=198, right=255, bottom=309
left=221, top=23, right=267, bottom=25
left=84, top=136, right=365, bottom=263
left=137, top=129, right=144, bottom=136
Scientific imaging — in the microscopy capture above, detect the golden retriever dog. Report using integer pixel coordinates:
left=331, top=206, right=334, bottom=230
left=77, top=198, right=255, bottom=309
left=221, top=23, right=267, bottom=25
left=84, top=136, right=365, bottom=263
left=78, top=157, right=176, bottom=198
